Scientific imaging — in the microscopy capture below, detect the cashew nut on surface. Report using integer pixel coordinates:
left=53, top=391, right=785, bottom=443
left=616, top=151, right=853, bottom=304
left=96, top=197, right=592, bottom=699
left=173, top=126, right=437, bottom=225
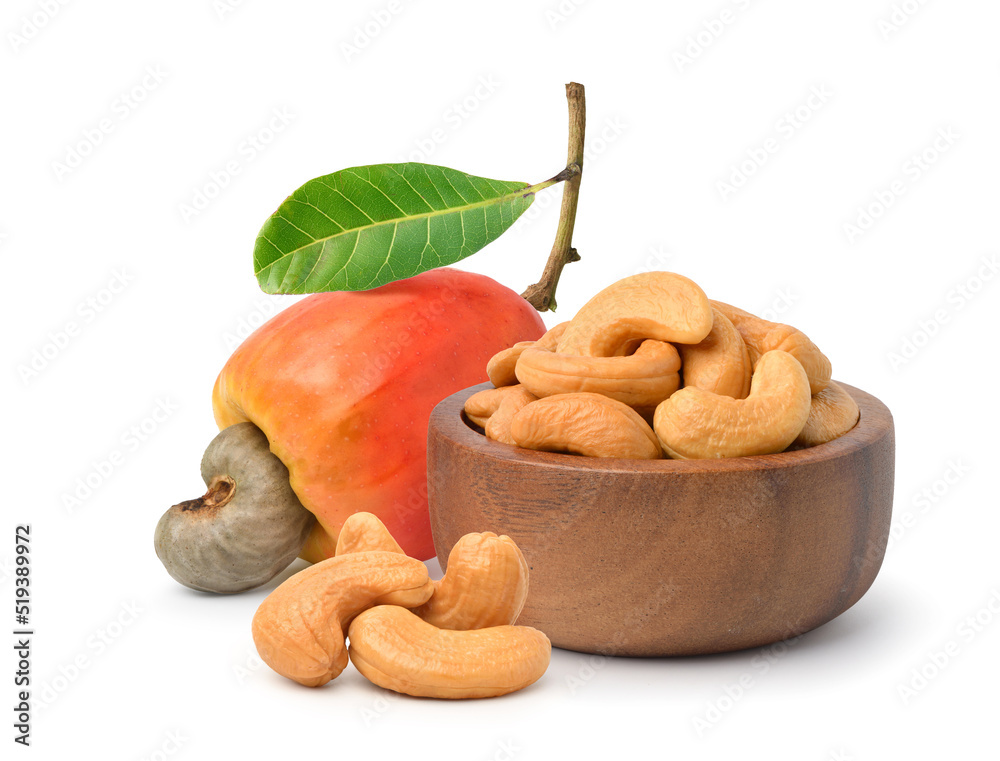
left=335, top=512, right=405, bottom=556
left=412, top=532, right=529, bottom=630
left=348, top=605, right=551, bottom=699
left=251, top=551, right=433, bottom=687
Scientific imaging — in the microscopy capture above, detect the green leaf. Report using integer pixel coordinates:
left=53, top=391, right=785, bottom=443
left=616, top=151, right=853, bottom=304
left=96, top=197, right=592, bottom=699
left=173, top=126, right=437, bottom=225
left=253, top=163, right=536, bottom=294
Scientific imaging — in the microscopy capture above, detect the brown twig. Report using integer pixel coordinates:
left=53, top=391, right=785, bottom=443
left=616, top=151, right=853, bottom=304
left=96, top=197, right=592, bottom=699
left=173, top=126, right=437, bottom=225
left=521, top=82, right=586, bottom=312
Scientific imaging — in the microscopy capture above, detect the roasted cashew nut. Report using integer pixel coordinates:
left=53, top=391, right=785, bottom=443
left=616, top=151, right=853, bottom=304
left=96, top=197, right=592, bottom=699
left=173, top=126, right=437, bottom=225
left=515, top=339, right=681, bottom=409
left=557, top=272, right=713, bottom=356
left=793, top=380, right=860, bottom=448
left=463, top=384, right=526, bottom=428
left=251, top=551, right=433, bottom=687
left=486, top=323, right=571, bottom=387
left=510, top=392, right=662, bottom=459
left=653, top=350, right=812, bottom=459
left=335, top=512, right=405, bottom=556
left=484, top=386, right=538, bottom=445
left=536, top=321, right=570, bottom=350
left=486, top=341, right=536, bottom=388
left=677, top=308, right=752, bottom=399
left=348, top=605, right=551, bottom=699
left=711, top=300, right=831, bottom=395
left=412, top=532, right=529, bottom=630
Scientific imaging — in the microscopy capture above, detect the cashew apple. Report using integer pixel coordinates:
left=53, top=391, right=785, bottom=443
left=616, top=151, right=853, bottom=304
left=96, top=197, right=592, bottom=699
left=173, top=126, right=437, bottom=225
left=210, top=267, right=545, bottom=565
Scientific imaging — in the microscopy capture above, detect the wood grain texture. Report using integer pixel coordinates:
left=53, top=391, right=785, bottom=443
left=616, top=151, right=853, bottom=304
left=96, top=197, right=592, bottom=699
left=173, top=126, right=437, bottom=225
left=427, top=382, right=894, bottom=656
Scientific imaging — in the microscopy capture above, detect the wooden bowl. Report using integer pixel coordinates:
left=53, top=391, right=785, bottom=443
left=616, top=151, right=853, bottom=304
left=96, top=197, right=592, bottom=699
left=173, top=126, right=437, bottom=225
left=427, top=382, right=894, bottom=656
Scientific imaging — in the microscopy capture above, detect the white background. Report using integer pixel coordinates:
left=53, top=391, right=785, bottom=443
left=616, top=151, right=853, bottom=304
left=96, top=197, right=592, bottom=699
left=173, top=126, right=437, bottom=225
left=3, top=0, right=999, bottom=758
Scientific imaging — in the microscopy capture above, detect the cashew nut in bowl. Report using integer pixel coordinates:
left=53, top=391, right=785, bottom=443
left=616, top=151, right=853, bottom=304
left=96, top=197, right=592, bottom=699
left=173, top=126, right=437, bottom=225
left=487, top=341, right=536, bottom=388
left=711, top=300, right=831, bottom=395
left=251, top=551, right=433, bottom=687
left=536, top=321, right=570, bottom=350
left=484, top=385, right=538, bottom=445
left=793, top=380, right=860, bottom=448
left=557, top=272, right=714, bottom=356
left=653, top=350, right=812, bottom=459
left=412, top=532, right=529, bottom=630
left=348, top=605, right=551, bottom=699
left=463, top=384, right=526, bottom=428
left=677, top=308, right=752, bottom=399
left=515, top=340, right=681, bottom=409
left=511, top=392, right=662, bottom=459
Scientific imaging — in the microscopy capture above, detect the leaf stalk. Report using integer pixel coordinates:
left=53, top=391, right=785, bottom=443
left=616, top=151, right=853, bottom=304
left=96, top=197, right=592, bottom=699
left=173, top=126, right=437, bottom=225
left=521, top=82, right=586, bottom=312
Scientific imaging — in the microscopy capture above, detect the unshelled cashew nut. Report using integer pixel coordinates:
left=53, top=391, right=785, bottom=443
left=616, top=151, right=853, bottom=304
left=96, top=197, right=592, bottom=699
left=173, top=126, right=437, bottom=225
left=793, top=380, right=860, bottom=448
left=515, top=340, right=681, bottom=409
left=412, top=532, right=529, bottom=630
left=251, top=551, right=433, bottom=687
left=557, top=272, right=713, bottom=356
left=335, top=512, right=405, bottom=556
left=711, top=300, right=831, bottom=395
left=677, top=308, right=752, bottom=399
left=653, top=350, right=812, bottom=459
left=348, top=605, right=551, bottom=699
left=154, top=423, right=315, bottom=594
left=484, top=386, right=538, bottom=445
left=511, top=392, right=662, bottom=459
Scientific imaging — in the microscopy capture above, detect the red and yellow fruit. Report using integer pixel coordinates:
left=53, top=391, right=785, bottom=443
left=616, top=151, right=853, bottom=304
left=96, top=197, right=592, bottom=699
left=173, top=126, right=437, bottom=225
left=212, top=268, right=544, bottom=562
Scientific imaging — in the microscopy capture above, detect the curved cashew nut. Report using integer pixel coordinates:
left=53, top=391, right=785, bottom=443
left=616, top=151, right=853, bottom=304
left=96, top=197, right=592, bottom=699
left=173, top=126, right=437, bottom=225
left=536, top=321, right=570, bottom=350
left=487, top=341, right=536, bottom=388
left=678, top=308, right=752, bottom=399
left=463, top=384, right=526, bottom=428
left=515, top=340, right=681, bottom=409
left=348, top=605, right=551, bottom=699
left=412, top=532, right=529, bottom=630
left=335, top=512, right=405, bottom=556
left=484, top=386, right=538, bottom=445
left=485, top=323, right=570, bottom=387
left=557, top=272, right=713, bottom=356
left=711, top=300, right=831, bottom=395
left=793, top=380, right=860, bottom=448
left=251, top=551, right=433, bottom=687
left=653, top=350, right=811, bottom=459
left=511, top=392, right=662, bottom=459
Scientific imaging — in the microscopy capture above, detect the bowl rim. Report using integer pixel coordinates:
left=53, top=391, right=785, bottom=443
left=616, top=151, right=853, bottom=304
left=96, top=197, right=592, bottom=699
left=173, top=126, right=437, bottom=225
left=431, top=381, right=893, bottom=474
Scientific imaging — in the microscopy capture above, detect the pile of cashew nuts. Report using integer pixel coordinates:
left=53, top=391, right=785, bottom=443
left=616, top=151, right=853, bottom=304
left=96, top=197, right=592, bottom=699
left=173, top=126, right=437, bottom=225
left=465, top=272, right=860, bottom=459
left=252, top=513, right=549, bottom=698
